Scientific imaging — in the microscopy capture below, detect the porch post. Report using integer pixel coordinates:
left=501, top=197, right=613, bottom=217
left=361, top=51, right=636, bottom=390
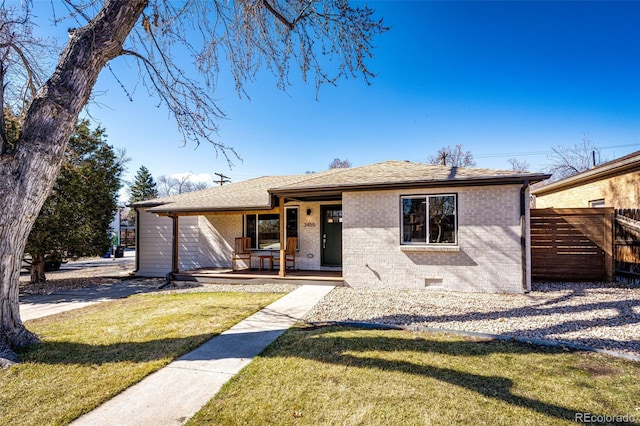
left=279, top=197, right=286, bottom=277
left=170, top=214, right=179, bottom=275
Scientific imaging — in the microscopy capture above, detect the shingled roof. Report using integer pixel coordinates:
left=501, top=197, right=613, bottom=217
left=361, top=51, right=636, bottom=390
left=138, top=171, right=340, bottom=213
left=139, top=160, right=549, bottom=214
left=271, top=160, right=549, bottom=197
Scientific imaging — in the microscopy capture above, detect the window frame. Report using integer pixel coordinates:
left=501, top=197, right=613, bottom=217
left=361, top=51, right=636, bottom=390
left=400, top=194, right=458, bottom=246
left=244, top=206, right=299, bottom=250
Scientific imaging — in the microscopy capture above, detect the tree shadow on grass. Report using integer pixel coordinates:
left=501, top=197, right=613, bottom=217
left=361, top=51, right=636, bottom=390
left=261, top=325, right=633, bottom=424
left=17, top=333, right=219, bottom=365
left=16, top=326, right=291, bottom=366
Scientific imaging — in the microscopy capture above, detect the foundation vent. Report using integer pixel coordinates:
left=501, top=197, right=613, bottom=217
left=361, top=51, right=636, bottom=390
left=424, top=278, right=443, bottom=288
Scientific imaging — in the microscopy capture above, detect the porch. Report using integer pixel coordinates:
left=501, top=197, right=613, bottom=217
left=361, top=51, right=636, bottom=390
left=173, top=267, right=344, bottom=285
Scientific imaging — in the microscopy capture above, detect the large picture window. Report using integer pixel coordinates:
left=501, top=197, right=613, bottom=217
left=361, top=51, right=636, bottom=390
left=245, top=207, right=298, bottom=250
left=401, top=195, right=457, bottom=245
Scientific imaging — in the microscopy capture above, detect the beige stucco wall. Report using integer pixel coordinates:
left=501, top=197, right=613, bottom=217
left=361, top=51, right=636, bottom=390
left=535, top=171, right=640, bottom=208
left=342, top=185, right=528, bottom=293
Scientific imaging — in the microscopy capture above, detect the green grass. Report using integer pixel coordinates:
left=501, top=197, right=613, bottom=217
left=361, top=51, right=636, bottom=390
left=189, top=325, right=640, bottom=426
left=0, top=291, right=283, bottom=426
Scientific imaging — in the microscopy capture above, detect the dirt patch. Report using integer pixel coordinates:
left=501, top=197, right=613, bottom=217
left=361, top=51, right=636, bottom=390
left=578, top=360, right=622, bottom=378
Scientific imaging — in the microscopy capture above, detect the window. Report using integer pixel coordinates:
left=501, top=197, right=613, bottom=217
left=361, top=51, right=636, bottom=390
left=245, top=207, right=298, bottom=250
left=325, top=209, right=342, bottom=223
left=589, top=199, right=605, bottom=208
left=401, top=195, right=457, bottom=245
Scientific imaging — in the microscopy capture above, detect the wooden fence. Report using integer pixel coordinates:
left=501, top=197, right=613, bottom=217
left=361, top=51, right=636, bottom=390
left=615, top=209, right=640, bottom=284
left=531, top=208, right=614, bottom=282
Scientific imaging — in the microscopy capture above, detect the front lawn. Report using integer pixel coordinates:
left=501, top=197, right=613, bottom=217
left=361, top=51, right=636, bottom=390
left=0, top=291, right=284, bottom=426
left=190, top=325, right=640, bottom=425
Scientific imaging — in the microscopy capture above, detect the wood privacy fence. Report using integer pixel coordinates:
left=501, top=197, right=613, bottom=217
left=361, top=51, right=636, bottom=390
left=615, top=208, right=640, bottom=284
left=530, top=208, right=614, bottom=282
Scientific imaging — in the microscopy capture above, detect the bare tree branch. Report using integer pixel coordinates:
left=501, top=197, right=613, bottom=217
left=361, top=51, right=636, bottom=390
left=0, top=5, right=55, bottom=115
left=508, top=158, right=530, bottom=173
left=428, top=144, right=476, bottom=167
left=544, top=136, right=608, bottom=181
left=262, top=0, right=294, bottom=30
left=329, top=158, right=351, bottom=169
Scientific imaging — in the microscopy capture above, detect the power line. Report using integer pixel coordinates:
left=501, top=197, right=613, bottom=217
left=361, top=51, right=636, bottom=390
left=475, top=143, right=640, bottom=159
left=475, top=150, right=549, bottom=158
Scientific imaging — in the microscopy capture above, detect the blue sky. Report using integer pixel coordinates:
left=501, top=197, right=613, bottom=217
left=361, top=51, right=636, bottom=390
left=28, top=1, right=640, bottom=191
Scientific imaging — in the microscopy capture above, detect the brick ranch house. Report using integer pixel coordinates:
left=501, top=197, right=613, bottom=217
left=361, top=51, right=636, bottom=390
left=132, top=161, right=549, bottom=293
left=532, top=150, right=640, bottom=209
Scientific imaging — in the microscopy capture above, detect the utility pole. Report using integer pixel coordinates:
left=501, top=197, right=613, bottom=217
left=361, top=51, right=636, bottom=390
left=214, top=172, right=231, bottom=186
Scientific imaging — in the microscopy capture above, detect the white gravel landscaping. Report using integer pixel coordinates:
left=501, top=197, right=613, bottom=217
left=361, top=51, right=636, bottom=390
left=303, top=282, right=640, bottom=358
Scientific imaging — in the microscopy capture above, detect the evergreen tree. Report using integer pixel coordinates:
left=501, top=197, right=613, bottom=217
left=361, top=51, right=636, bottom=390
left=1, top=108, right=20, bottom=153
left=25, top=119, right=123, bottom=283
left=129, top=166, right=158, bottom=203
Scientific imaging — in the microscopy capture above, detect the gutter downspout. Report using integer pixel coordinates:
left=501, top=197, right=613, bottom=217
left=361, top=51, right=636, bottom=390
left=520, top=180, right=530, bottom=293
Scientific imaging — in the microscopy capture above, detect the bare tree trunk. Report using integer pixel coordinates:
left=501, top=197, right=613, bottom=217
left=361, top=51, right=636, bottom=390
left=0, top=0, right=147, bottom=366
left=30, top=254, right=46, bottom=284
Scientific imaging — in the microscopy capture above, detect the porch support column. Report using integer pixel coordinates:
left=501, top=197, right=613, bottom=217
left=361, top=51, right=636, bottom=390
left=170, top=214, right=179, bottom=276
left=278, top=196, right=286, bottom=277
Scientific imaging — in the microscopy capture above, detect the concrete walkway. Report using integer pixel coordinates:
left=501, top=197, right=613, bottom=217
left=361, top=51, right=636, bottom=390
left=71, top=284, right=335, bottom=426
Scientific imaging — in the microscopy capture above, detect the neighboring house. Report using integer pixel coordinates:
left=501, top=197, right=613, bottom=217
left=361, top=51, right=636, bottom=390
left=132, top=161, right=549, bottom=293
left=533, top=150, right=640, bottom=208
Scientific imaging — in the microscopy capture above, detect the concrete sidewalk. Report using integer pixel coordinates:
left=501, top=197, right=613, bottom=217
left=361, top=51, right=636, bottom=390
left=71, top=284, right=335, bottom=426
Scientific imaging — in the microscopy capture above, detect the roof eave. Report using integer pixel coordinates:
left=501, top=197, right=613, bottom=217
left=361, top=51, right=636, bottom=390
left=271, top=174, right=550, bottom=197
left=147, top=203, right=276, bottom=215
left=532, top=157, right=640, bottom=196
left=131, top=201, right=167, bottom=209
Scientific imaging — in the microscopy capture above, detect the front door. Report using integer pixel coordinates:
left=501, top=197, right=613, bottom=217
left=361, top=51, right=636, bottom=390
left=321, top=205, right=342, bottom=266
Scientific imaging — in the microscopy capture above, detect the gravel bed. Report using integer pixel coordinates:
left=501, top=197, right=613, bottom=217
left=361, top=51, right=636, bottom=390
left=304, top=282, right=640, bottom=358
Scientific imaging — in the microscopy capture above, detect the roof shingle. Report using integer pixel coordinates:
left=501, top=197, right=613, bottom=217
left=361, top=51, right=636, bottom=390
left=139, top=160, right=549, bottom=214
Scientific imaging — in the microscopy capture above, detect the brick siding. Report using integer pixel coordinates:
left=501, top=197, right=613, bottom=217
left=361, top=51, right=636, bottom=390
left=342, top=185, right=528, bottom=293
left=535, top=171, right=640, bottom=208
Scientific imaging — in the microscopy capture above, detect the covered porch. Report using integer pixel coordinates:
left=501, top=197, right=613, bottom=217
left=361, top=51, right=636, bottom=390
left=157, top=194, right=343, bottom=283
left=135, top=173, right=345, bottom=282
